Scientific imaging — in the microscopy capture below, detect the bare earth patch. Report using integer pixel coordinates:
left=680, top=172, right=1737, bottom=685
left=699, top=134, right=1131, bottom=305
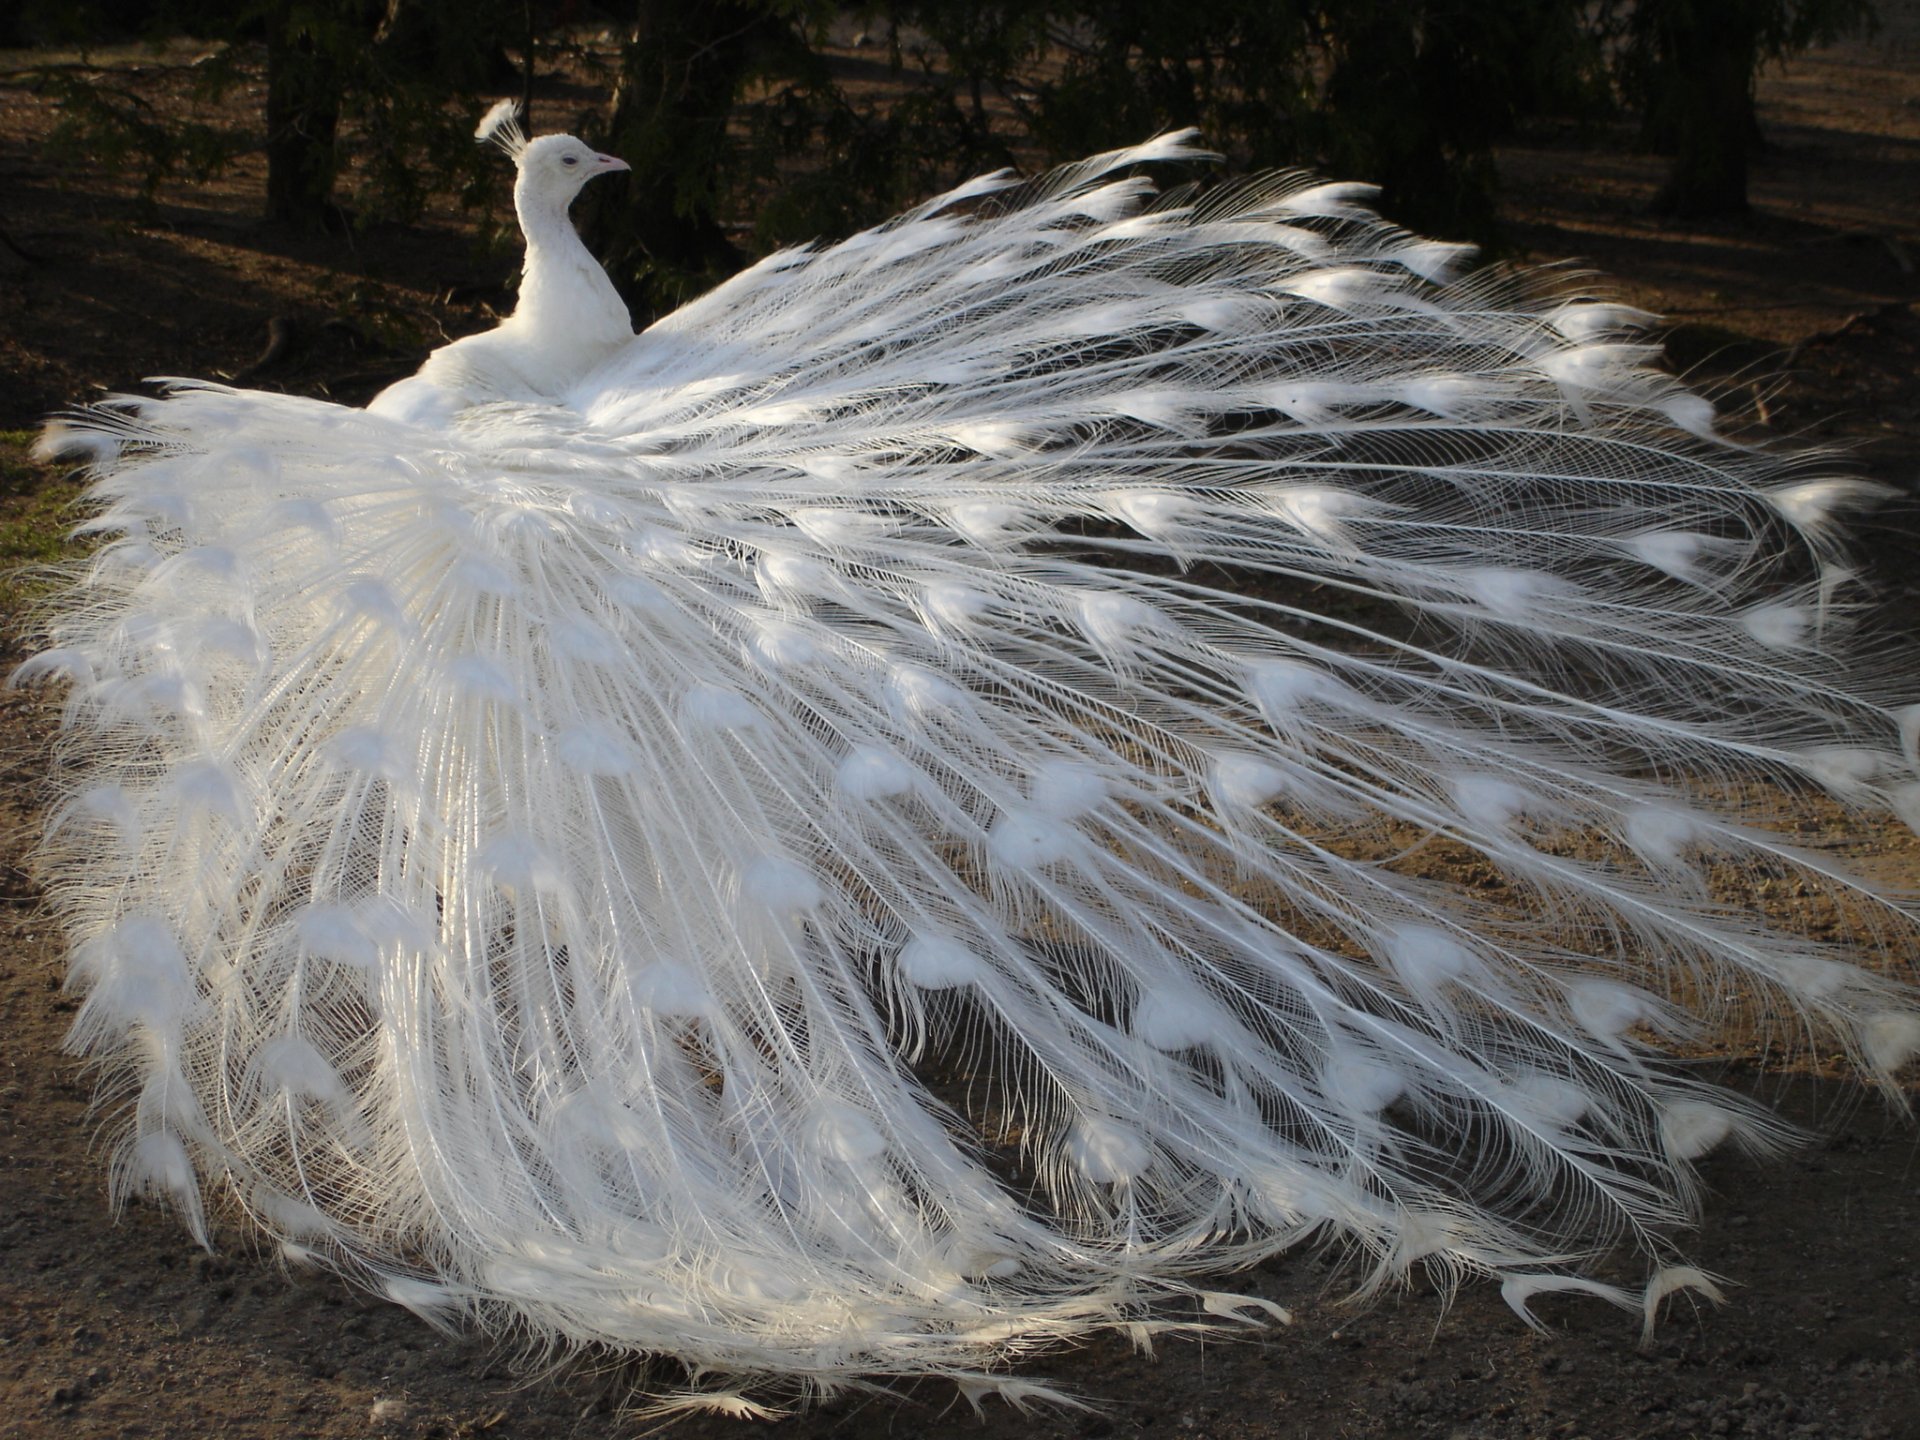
left=0, top=10, right=1917, bottom=1438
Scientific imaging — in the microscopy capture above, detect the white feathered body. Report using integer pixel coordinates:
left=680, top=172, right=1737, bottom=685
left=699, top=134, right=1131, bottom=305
left=27, top=131, right=1920, bottom=1400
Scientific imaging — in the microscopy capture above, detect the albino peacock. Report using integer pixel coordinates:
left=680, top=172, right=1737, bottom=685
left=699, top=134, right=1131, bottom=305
left=24, top=101, right=1920, bottom=1405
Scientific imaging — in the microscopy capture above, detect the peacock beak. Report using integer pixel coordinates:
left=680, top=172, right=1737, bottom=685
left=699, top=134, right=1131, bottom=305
left=594, top=154, right=630, bottom=174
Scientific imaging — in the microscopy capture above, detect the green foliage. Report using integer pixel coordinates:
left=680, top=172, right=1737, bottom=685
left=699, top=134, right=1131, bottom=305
left=42, top=53, right=249, bottom=220
left=30, top=1, right=521, bottom=229
left=0, top=433, right=84, bottom=613
left=20, top=0, right=1879, bottom=295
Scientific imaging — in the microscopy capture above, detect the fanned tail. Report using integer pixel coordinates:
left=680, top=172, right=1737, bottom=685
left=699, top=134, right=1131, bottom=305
left=26, top=136, right=1920, bottom=1398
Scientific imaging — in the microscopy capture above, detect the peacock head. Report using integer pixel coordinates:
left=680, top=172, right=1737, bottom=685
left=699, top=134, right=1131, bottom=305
left=475, top=100, right=629, bottom=216
left=516, top=134, right=630, bottom=210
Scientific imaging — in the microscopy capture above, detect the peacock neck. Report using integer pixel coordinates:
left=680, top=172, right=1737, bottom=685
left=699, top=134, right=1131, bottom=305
left=509, top=182, right=633, bottom=353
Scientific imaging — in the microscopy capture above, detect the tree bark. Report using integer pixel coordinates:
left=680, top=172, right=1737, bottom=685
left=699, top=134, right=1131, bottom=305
left=585, top=1, right=782, bottom=320
left=264, top=0, right=346, bottom=227
left=1644, top=0, right=1761, bottom=217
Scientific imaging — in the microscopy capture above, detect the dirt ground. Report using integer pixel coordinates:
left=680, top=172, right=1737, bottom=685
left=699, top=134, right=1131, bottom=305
left=1, top=12, right=1919, bottom=1440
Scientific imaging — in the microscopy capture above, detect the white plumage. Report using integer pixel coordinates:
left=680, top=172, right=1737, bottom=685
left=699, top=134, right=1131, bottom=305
left=24, top=112, right=1920, bottom=1406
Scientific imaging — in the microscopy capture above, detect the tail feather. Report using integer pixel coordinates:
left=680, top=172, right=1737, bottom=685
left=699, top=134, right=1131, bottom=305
left=24, top=142, right=1919, bottom=1397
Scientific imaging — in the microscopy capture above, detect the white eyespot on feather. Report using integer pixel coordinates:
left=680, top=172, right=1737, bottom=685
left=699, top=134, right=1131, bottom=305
left=1389, top=240, right=1476, bottom=284
left=836, top=746, right=920, bottom=803
left=1661, top=391, right=1719, bottom=439
left=1391, top=1207, right=1466, bottom=1267
left=120, top=1131, right=205, bottom=1242
left=1547, top=301, right=1659, bottom=341
left=1105, top=489, right=1198, bottom=544
left=946, top=419, right=1037, bottom=457
left=1383, top=925, right=1480, bottom=1007
left=1256, top=380, right=1368, bottom=424
left=1861, top=1012, right=1920, bottom=1074
left=755, top=550, right=833, bottom=601
left=1131, top=987, right=1217, bottom=1051
left=250, top=1186, right=342, bottom=1244
left=188, top=617, right=267, bottom=668
left=1275, top=181, right=1381, bottom=220
left=1029, top=761, right=1107, bottom=819
left=549, top=615, right=619, bottom=663
left=68, top=917, right=203, bottom=1039
left=629, top=961, right=713, bottom=1019
left=947, top=500, right=1030, bottom=544
left=1100, top=387, right=1209, bottom=432
left=34, top=419, right=122, bottom=464
left=632, top=525, right=705, bottom=568
left=1460, top=567, right=1575, bottom=620
left=1209, top=753, right=1290, bottom=812
left=791, top=506, right=895, bottom=547
left=888, top=664, right=965, bottom=717
left=1769, top=953, right=1851, bottom=1003
left=338, top=579, right=413, bottom=635
left=296, top=905, right=377, bottom=969
left=1177, top=294, right=1260, bottom=331
left=166, top=759, right=246, bottom=823
left=1284, top=267, right=1385, bottom=310
left=1623, top=530, right=1735, bottom=584
left=325, top=727, right=411, bottom=784
left=554, top=722, right=636, bottom=776
left=252, top=1034, right=351, bottom=1107
left=988, top=809, right=1077, bottom=870
left=741, top=857, right=826, bottom=915
left=607, top=572, right=674, bottom=612
left=478, top=834, right=565, bottom=893
left=682, top=684, right=762, bottom=730
left=77, top=784, right=139, bottom=832
left=1888, top=780, right=1920, bottom=835
left=381, top=1276, right=465, bottom=1327
left=1261, top=484, right=1386, bottom=544
left=1450, top=775, right=1546, bottom=832
left=745, top=617, right=818, bottom=670
left=922, top=582, right=992, bottom=629
left=1322, top=1049, right=1407, bottom=1116
left=1659, top=1100, right=1737, bottom=1160
left=1400, top=375, right=1483, bottom=419
left=453, top=552, right=518, bottom=597
left=1739, top=602, right=1810, bottom=649
left=897, top=936, right=985, bottom=990
left=1537, top=342, right=1659, bottom=392
left=1641, top=1267, right=1726, bottom=1341
left=1246, top=658, right=1348, bottom=724
left=1569, top=978, right=1661, bottom=1041
left=1766, top=477, right=1889, bottom=531
left=135, top=1069, right=207, bottom=1138
left=445, top=654, right=519, bottom=704
left=1624, top=804, right=1704, bottom=868
left=1798, top=746, right=1883, bottom=795
left=1508, top=1071, right=1591, bottom=1130
left=1077, top=592, right=1168, bottom=653
left=1067, top=1119, right=1150, bottom=1184
left=810, top=1104, right=887, bottom=1164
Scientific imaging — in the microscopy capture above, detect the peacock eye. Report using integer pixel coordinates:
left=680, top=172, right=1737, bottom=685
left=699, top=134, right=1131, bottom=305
left=562, top=156, right=577, bottom=167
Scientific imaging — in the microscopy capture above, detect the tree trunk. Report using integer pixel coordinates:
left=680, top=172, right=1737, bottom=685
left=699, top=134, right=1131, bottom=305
left=1645, top=0, right=1760, bottom=217
left=585, top=1, right=779, bottom=320
left=264, top=0, right=346, bottom=227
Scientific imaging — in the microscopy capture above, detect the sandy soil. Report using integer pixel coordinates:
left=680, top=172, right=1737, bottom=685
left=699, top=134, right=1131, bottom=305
left=0, top=11, right=1917, bottom=1439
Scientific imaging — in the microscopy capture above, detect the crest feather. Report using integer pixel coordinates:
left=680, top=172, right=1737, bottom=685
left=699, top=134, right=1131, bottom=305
left=476, top=100, right=528, bottom=160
